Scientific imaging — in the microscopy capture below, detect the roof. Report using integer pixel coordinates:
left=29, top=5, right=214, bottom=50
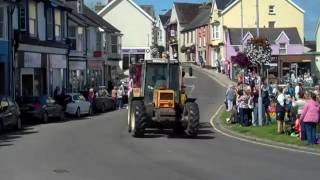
left=215, top=0, right=235, bottom=10
left=304, top=41, right=316, bottom=52
left=97, top=0, right=155, bottom=22
left=140, top=5, right=155, bottom=18
left=181, top=7, right=211, bottom=32
left=83, top=6, right=120, bottom=32
left=228, top=28, right=302, bottom=45
left=159, top=9, right=171, bottom=26
left=222, top=0, right=304, bottom=14
left=174, top=2, right=201, bottom=24
left=65, top=2, right=97, bottom=26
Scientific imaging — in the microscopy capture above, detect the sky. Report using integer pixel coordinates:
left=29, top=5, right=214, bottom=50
left=85, top=0, right=320, bottom=40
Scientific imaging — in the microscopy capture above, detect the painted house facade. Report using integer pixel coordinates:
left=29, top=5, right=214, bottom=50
left=0, top=0, right=9, bottom=96
left=98, top=0, right=154, bottom=70
left=181, top=6, right=211, bottom=65
left=156, top=10, right=170, bottom=48
left=315, top=19, right=320, bottom=77
left=227, top=28, right=306, bottom=81
left=167, top=2, right=201, bottom=62
left=11, top=0, right=70, bottom=97
left=210, top=0, right=305, bottom=74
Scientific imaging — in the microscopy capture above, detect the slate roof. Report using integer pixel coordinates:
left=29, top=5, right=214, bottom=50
left=83, top=6, right=120, bottom=32
left=304, top=41, right=316, bottom=52
left=174, top=2, right=202, bottom=25
left=228, top=28, right=302, bottom=45
left=215, top=0, right=235, bottom=10
left=159, top=9, right=171, bottom=26
left=181, top=7, right=211, bottom=32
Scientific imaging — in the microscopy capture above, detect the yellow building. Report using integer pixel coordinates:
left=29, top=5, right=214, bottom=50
left=210, top=0, right=305, bottom=68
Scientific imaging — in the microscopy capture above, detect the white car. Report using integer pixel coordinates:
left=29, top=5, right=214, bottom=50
left=65, top=93, right=92, bottom=118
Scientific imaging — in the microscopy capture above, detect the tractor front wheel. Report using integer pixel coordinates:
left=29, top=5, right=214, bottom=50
left=130, top=100, right=147, bottom=137
left=183, top=102, right=200, bottom=137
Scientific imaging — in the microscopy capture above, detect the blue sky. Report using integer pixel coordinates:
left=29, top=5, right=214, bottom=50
left=85, top=0, right=320, bottom=40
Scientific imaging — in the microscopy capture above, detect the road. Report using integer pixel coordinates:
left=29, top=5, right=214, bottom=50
left=0, top=70, right=318, bottom=180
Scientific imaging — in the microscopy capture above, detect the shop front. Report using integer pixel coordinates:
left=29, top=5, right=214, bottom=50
left=69, top=61, right=87, bottom=93
left=88, top=60, right=104, bottom=89
left=122, top=48, right=148, bottom=70
left=278, top=55, right=314, bottom=82
left=49, top=54, right=67, bottom=96
left=16, top=52, right=47, bottom=97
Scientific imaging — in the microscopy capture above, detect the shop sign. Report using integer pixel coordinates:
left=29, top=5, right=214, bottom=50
left=50, top=55, right=67, bottom=69
left=94, top=51, right=103, bottom=57
left=24, top=52, right=41, bottom=68
left=122, top=49, right=146, bottom=54
left=69, top=61, right=86, bottom=70
left=88, top=61, right=103, bottom=70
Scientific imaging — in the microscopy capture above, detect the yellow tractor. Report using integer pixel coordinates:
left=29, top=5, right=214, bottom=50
left=127, top=59, right=200, bottom=137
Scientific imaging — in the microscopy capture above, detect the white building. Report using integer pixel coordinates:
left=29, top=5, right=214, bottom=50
left=98, top=0, right=155, bottom=70
left=156, top=10, right=171, bottom=48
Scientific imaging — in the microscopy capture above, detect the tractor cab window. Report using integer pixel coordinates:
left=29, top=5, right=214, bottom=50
left=145, top=63, right=180, bottom=104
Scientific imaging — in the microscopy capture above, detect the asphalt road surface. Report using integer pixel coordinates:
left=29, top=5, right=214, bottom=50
left=0, top=70, right=318, bottom=180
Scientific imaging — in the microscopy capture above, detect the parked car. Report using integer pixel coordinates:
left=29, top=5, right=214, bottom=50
left=94, top=86, right=116, bottom=112
left=0, top=96, right=22, bottom=132
left=16, top=96, right=64, bottom=123
left=65, top=93, right=92, bottom=118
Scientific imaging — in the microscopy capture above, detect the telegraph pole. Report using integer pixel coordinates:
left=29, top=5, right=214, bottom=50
left=256, top=0, right=263, bottom=126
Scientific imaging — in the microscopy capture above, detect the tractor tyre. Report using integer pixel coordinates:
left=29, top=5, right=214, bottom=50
left=183, top=102, right=200, bottom=137
left=130, top=100, right=147, bottom=137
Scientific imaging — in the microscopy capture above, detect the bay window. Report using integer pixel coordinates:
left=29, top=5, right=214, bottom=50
left=213, top=24, right=220, bottom=40
left=77, top=27, right=84, bottom=51
left=111, top=35, right=118, bottom=53
left=29, top=1, right=37, bottom=37
left=55, top=9, right=61, bottom=41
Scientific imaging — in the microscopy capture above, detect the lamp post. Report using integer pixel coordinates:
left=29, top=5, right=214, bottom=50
left=7, top=0, right=18, bottom=98
left=256, top=0, right=263, bottom=126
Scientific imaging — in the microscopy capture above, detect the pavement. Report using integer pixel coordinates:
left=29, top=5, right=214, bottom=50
left=0, top=70, right=318, bottom=180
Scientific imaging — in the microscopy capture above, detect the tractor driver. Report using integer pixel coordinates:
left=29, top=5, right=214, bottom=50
left=151, top=68, right=166, bottom=89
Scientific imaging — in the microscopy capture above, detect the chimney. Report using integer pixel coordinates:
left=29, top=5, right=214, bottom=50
left=95, top=2, right=106, bottom=12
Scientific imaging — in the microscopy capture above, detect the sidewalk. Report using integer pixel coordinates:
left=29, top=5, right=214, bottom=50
left=191, top=64, right=236, bottom=88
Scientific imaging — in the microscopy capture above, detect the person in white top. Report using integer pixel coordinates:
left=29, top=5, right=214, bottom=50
left=276, top=87, right=286, bottom=133
left=294, top=83, right=300, bottom=100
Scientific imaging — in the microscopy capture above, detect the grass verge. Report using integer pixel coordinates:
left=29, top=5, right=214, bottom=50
left=220, top=110, right=320, bottom=150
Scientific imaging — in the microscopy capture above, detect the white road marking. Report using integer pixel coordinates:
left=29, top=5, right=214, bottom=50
left=210, top=104, right=320, bottom=156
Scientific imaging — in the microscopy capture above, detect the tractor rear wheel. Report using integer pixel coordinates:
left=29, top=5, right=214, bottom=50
left=183, top=102, right=200, bottom=137
left=130, top=100, right=147, bottom=137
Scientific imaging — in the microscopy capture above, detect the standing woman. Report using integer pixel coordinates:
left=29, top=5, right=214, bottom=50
left=276, top=87, right=286, bottom=134
left=299, top=93, right=320, bottom=145
left=226, top=85, right=235, bottom=112
left=237, top=88, right=250, bottom=126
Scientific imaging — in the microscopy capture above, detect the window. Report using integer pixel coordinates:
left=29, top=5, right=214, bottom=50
left=213, top=24, right=220, bottom=39
left=187, top=32, right=189, bottom=43
left=199, top=37, right=202, bottom=47
left=77, top=27, right=84, bottom=51
left=68, top=26, right=76, bottom=38
left=279, top=43, right=287, bottom=55
left=29, top=1, right=37, bottom=37
left=46, top=8, right=53, bottom=40
left=269, top=21, right=275, bottom=28
left=191, top=31, right=193, bottom=43
left=111, top=35, right=118, bottom=53
left=19, top=2, right=26, bottom=31
left=203, top=36, right=206, bottom=46
left=96, top=32, right=102, bottom=51
left=0, top=7, right=5, bottom=39
left=269, top=5, right=275, bottom=15
left=55, top=9, right=61, bottom=40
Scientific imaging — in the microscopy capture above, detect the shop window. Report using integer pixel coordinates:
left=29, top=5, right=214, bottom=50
left=96, top=32, right=102, bottom=51
left=54, top=9, right=61, bottom=41
left=46, top=8, right=53, bottom=40
left=279, top=43, right=287, bottom=55
left=29, top=1, right=38, bottom=37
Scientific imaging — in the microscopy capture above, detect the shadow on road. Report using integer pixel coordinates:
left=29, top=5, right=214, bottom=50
left=138, top=122, right=215, bottom=140
left=0, top=127, right=38, bottom=148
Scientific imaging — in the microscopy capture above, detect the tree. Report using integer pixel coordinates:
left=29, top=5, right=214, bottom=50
left=244, top=37, right=272, bottom=76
